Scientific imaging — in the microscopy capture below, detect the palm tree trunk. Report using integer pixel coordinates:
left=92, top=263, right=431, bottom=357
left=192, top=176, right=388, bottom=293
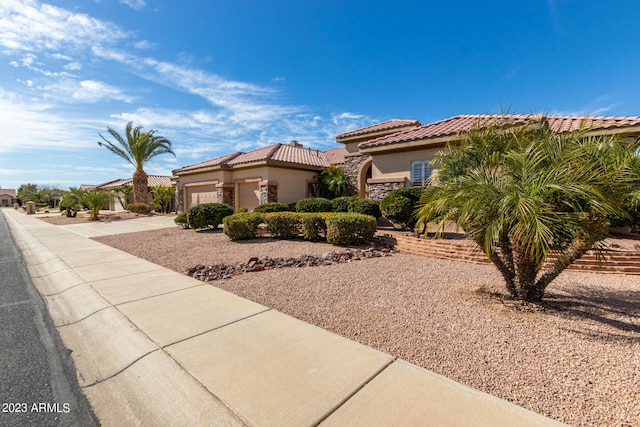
left=132, top=169, right=149, bottom=205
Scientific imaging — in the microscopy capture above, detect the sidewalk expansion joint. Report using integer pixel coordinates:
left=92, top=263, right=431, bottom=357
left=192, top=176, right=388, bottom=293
left=108, top=283, right=207, bottom=307
left=161, top=308, right=273, bottom=349
left=55, top=306, right=111, bottom=328
left=314, top=357, right=398, bottom=426
left=81, top=348, right=162, bottom=389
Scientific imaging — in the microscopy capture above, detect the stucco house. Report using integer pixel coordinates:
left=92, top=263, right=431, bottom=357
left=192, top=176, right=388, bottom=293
left=173, top=141, right=347, bottom=212
left=338, top=114, right=640, bottom=200
left=95, top=175, right=173, bottom=211
left=0, top=188, right=17, bottom=207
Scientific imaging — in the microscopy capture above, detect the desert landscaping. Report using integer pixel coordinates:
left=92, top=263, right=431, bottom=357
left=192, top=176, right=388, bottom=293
left=89, top=225, right=640, bottom=427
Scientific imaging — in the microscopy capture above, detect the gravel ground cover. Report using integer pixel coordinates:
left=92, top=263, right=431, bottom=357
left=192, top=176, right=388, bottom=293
left=92, top=227, right=640, bottom=426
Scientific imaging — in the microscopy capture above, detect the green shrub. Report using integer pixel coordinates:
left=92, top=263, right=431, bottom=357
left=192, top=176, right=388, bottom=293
left=325, top=213, right=377, bottom=246
left=296, top=197, right=333, bottom=212
left=350, top=198, right=381, bottom=219
left=254, top=202, right=292, bottom=213
left=235, top=207, right=248, bottom=213
left=223, top=212, right=264, bottom=240
left=263, top=212, right=300, bottom=239
left=174, top=212, right=190, bottom=228
left=287, top=202, right=298, bottom=212
left=300, top=213, right=327, bottom=241
left=331, top=196, right=359, bottom=212
left=380, top=188, right=422, bottom=229
left=187, top=203, right=234, bottom=230
left=127, top=202, right=150, bottom=214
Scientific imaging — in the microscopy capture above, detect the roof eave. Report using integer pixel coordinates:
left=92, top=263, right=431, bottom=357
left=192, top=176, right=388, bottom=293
left=359, top=135, right=461, bottom=154
left=337, top=124, right=421, bottom=144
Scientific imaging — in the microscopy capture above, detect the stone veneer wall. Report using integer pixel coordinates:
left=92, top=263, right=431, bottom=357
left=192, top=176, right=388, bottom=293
left=217, top=185, right=234, bottom=207
left=343, top=154, right=370, bottom=196
left=367, top=181, right=406, bottom=201
left=259, top=184, right=278, bottom=205
left=175, top=186, right=184, bottom=213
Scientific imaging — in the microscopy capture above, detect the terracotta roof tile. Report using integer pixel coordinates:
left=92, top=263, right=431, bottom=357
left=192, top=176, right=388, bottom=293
left=172, top=152, right=242, bottom=173
left=359, top=114, right=640, bottom=149
left=323, top=146, right=347, bottom=165
left=96, top=175, right=172, bottom=189
left=336, top=119, right=421, bottom=140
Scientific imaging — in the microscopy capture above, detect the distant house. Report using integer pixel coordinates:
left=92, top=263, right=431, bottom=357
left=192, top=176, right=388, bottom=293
left=173, top=141, right=346, bottom=212
left=337, top=114, right=640, bottom=200
left=95, top=175, right=173, bottom=211
left=0, top=188, right=17, bottom=207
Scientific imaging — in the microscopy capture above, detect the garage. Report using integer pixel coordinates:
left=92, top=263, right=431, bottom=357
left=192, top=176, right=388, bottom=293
left=185, top=184, right=218, bottom=209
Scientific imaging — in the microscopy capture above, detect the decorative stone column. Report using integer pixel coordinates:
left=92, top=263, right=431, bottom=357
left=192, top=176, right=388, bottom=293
left=217, top=184, right=234, bottom=207
left=344, top=154, right=371, bottom=196
left=259, top=181, right=278, bottom=204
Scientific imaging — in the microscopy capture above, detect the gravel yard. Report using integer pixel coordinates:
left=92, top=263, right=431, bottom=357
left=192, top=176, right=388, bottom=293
left=92, top=226, right=640, bottom=426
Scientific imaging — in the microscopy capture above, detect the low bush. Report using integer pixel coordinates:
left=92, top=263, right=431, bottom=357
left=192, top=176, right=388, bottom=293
left=349, top=198, right=381, bottom=219
left=174, top=212, right=190, bottom=228
left=331, top=196, right=359, bottom=213
left=235, top=207, right=248, bottom=213
left=254, top=202, right=292, bottom=213
left=127, top=203, right=150, bottom=214
left=380, top=187, right=422, bottom=229
left=300, top=213, right=327, bottom=241
left=325, top=213, right=377, bottom=246
left=296, top=197, right=333, bottom=212
left=187, top=203, right=234, bottom=230
left=263, top=212, right=300, bottom=239
left=223, top=212, right=264, bottom=240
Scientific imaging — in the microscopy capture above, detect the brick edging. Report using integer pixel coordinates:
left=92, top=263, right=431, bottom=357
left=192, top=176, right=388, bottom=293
left=376, top=231, right=640, bottom=275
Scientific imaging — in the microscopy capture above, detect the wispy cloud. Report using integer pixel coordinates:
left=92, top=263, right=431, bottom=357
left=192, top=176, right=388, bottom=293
left=120, top=0, right=146, bottom=11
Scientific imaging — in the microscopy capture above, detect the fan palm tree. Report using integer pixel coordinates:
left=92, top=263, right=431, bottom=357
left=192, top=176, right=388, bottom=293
left=416, top=116, right=640, bottom=302
left=98, top=122, right=174, bottom=205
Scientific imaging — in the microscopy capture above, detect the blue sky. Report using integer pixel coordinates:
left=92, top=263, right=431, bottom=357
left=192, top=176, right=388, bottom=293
left=2, top=0, right=640, bottom=190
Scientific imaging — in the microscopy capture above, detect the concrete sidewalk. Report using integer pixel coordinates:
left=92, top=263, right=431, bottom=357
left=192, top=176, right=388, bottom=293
left=3, top=209, right=567, bottom=427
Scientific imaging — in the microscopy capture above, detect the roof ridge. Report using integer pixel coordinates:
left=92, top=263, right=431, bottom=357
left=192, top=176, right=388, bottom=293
left=264, top=142, right=283, bottom=160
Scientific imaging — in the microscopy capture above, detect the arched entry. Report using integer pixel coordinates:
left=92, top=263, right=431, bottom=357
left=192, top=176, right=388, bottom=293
left=357, top=158, right=372, bottom=198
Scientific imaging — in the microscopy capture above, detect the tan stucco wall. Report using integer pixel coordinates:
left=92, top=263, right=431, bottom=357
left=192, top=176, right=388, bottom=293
left=371, top=148, right=440, bottom=183
left=343, top=141, right=361, bottom=155
left=0, top=195, right=13, bottom=206
left=261, top=167, right=317, bottom=205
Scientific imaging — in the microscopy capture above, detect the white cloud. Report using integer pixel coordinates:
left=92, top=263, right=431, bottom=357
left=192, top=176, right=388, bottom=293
left=0, top=0, right=130, bottom=54
left=120, top=0, right=146, bottom=11
left=38, top=78, right=135, bottom=103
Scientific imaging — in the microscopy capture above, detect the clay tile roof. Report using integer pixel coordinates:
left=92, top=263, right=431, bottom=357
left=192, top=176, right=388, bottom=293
left=0, top=189, right=16, bottom=197
left=359, top=114, right=640, bottom=149
left=173, top=152, right=243, bottom=173
left=323, top=146, right=348, bottom=165
left=336, top=119, right=421, bottom=140
left=228, top=143, right=331, bottom=168
left=96, top=175, right=173, bottom=189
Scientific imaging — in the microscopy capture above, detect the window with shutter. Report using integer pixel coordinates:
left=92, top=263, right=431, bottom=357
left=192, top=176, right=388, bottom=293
left=411, top=160, right=431, bottom=187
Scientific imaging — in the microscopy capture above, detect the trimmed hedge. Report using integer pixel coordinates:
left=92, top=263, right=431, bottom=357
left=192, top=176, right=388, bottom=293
left=263, top=211, right=300, bottom=239
left=222, top=211, right=376, bottom=246
left=223, top=212, right=264, bottom=240
left=331, top=196, right=359, bottom=213
left=127, top=203, right=150, bottom=214
left=174, top=212, right=190, bottom=228
left=187, top=203, right=234, bottom=230
left=325, top=213, right=377, bottom=246
left=380, top=187, right=422, bottom=229
left=349, top=198, right=381, bottom=219
left=296, top=197, right=333, bottom=212
left=300, top=213, right=326, bottom=241
left=254, top=202, right=292, bottom=213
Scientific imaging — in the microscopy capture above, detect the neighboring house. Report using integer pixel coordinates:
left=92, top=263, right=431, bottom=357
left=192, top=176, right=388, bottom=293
left=95, top=175, right=173, bottom=211
left=173, top=141, right=347, bottom=212
left=337, top=114, right=640, bottom=200
left=0, top=188, right=17, bottom=207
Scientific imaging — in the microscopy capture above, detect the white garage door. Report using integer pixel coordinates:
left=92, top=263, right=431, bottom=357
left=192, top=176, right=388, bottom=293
left=186, top=184, right=218, bottom=209
left=237, top=182, right=260, bottom=211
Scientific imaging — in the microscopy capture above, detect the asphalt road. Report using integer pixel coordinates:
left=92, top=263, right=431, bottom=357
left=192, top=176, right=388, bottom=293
left=0, top=212, right=98, bottom=427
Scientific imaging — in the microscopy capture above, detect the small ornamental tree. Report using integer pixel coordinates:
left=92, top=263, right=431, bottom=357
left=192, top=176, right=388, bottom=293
left=416, top=115, right=640, bottom=302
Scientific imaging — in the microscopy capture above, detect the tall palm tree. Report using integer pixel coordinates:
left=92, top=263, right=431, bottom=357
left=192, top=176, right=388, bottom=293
left=416, top=116, right=640, bottom=302
left=98, top=122, right=175, bottom=205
